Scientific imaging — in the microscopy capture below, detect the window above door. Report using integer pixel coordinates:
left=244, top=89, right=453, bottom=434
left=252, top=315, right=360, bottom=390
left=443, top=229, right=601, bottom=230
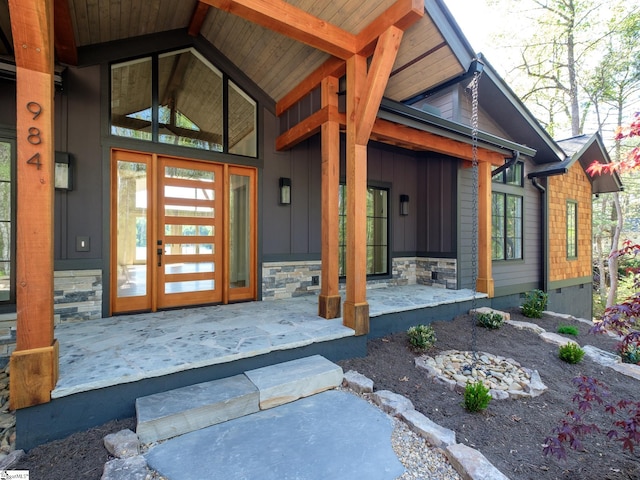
left=111, top=48, right=257, bottom=158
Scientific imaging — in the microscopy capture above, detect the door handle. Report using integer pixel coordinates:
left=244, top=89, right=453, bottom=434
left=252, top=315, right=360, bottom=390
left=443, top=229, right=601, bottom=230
left=157, top=240, right=163, bottom=267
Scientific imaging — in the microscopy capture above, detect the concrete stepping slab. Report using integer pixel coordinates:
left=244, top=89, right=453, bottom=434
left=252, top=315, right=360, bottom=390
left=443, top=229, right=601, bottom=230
left=145, top=390, right=404, bottom=480
left=136, top=374, right=259, bottom=444
left=245, top=354, right=343, bottom=409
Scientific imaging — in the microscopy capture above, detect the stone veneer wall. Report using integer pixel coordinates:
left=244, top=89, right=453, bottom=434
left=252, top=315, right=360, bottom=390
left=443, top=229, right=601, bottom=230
left=262, top=257, right=457, bottom=300
left=0, top=269, right=103, bottom=357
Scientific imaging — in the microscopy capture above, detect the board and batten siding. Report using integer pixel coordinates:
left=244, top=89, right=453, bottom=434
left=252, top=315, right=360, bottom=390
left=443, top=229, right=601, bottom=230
left=547, top=162, right=592, bottom=282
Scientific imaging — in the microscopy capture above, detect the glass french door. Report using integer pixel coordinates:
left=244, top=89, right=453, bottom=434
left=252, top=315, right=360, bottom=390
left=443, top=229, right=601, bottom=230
left=111, top=150, right=256, bottom=314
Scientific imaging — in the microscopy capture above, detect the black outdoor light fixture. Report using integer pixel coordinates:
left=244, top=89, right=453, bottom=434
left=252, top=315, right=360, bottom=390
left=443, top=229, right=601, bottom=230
left=279, top=177, right=291, bottom=205
left=400, top=194, right=409, bottom=216
left=55, top=152, right=73, bottom=191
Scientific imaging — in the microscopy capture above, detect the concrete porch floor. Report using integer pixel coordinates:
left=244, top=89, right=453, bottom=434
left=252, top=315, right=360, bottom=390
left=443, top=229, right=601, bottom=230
left=53, top=285, right=484, bottom=398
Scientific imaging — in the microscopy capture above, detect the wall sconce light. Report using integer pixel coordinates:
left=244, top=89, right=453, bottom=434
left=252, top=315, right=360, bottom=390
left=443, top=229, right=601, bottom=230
left=279, top=177, right=291, bottom=205
left=55, top=152, right=73, bottom=191
left=400, top=194, right=409, bottom=216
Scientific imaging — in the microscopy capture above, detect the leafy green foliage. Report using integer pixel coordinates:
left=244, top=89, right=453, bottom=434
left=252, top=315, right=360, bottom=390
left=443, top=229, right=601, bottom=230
left=463, top=381, right=492, bottom=412
left=521, top=289, right=548, bottom=318
left=406, top=325, right=436, bottom=351
left=558, top=343, right=585, bottom=364
left=557, top=325, right=579, bottom=336
left=476, top=312, right=504, bottom=329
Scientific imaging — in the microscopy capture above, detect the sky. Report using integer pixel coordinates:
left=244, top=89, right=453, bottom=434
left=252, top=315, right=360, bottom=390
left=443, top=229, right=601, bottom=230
left=443, top=0, right=512, bottom=75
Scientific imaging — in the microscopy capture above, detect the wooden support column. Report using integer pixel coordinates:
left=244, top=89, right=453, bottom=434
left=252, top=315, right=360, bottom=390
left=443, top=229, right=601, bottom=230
left=343, top=54, right=369, bottom=335
left=476, top=160, right=494, bottom=296
left=9, top=0, right=59, bottom=409
left=318, top=76, right=341, bottom=319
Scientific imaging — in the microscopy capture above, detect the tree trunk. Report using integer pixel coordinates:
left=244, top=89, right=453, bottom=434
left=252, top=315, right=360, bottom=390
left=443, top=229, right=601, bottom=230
left=606, top=192, right=623, bottom=308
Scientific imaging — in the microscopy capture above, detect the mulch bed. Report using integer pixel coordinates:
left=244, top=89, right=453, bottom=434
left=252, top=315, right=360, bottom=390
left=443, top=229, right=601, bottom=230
left=12, top=309, right=640, bottom=480
left=339, top=309, right=640, bottom=480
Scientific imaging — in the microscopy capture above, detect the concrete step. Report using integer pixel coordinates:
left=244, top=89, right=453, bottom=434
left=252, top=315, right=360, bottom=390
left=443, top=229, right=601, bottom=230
left=136, top=355, right=343, bottom=444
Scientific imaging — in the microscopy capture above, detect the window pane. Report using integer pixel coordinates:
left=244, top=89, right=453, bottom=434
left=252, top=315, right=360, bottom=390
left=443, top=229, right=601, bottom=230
left=116, top=161, right=148, bottom=298
left=491, top=193, right=505, bottom=260
left=228, top=81, right=257, bottom=157
left=158, top=49, right=223, bottom=151
left=505, top=162, right=523, bottom=186
left=229, top=174, right=250, bottom=289
left=567, top=202, right=577, bottom=258
left=505, top=195, right=523, bottom=259
left=111, top=57, right=153, bottom=141
left=0, top=142, right=11, bottom=302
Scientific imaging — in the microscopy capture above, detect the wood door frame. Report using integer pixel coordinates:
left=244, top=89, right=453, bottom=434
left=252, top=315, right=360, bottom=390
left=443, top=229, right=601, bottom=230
left=110, top=148, right=258, bottom=315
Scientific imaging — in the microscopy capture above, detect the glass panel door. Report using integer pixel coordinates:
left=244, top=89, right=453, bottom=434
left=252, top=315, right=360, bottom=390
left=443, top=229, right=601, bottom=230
left=157, top=157, right=223, bottom=308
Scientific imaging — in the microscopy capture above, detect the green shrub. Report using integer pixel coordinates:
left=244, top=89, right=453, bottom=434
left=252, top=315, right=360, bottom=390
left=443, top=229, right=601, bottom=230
left=522, top=289, right=548, bottom=318
left=476, top=312, right=504, bottom=329
left=558, top=343, right=585, bottom=364
left=407, top=324, right=436, bottom=351
left=463, top=381, right=492, bottom=412
left=557, top=325, right=579, bottom=336
left=618, top=343, right=640, bottom=365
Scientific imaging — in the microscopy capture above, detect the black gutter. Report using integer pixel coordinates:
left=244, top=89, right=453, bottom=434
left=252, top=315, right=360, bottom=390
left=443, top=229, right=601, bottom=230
left=531, top=177, right=548, bottom=293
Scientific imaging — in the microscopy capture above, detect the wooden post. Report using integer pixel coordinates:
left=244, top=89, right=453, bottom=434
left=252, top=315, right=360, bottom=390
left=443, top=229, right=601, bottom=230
left=343, top=54, right=370, bottom=335
left=318, top=76, right=341, bottom=319
left=476, top=160, right=494, bottom=296
left=9, top=0, right=58, bottom=409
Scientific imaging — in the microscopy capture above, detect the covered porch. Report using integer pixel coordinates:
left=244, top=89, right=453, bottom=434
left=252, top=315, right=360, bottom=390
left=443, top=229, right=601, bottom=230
left=16, top=284, right=487, bottom=449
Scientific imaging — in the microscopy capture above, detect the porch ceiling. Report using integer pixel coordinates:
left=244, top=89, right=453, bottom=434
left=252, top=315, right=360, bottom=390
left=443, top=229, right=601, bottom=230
left=0, top=0, right=467, bottom=104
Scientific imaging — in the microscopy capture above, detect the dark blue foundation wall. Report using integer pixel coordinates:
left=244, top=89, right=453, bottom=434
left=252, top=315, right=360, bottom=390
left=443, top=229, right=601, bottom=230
left=547, top=283, right=593, bottom=320
left=16, top=336, right=366, bottom=451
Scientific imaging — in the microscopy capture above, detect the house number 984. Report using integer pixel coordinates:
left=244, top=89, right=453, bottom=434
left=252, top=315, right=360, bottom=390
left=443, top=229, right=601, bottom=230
left=26, top=101, right=43, bottom=169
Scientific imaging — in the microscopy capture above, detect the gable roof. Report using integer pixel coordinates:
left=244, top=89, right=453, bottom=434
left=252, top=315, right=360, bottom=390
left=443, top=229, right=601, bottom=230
left=528, top=134, right=623, bottom=194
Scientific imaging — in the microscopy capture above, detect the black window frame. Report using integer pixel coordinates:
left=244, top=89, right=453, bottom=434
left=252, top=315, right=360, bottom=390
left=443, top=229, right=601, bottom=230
left=338, top=183, right=390, bottom=279
left=0, top=135, right=16, bottom=309
left=109, top=48, right=258, bottom=158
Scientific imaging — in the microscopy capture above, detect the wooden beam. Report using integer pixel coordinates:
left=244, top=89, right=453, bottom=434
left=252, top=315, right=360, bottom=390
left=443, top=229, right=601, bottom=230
left=9, top=0, right=58, bottom=408
left=9, top=0, right=54, bottom=73
left=188, top=2, right=210, bottom=37
left=53, top=0, right=78, bottom=65
left=356, top=0, right=423, bottom=55
left=476, top=160, right=494, bottom=296
left=343, top=54, right=369, bottom=335
left=370, top=118, right=506, bottom=165
left=356, top=25, right=403, bottom=145
left=318, top=76, right=341, bottom=320
left=276, top=106, right=335, bottom=151
left=202, top=0, right=356, bottom=59
left=276, top=57, right=345, bottom=116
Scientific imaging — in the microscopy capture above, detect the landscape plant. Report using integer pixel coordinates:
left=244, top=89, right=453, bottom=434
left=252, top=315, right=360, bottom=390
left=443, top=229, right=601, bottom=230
left=475, top=312, right=504, bottom=329
left=406, top=324, right=436, bottom=351
left=557, top=325, right=579, bottom=336
left=544, top=114, right=640, bottom=458
left=463, top=381, right=491, bottom=412
left=521, top=289, right=548, bottom=318
left=558, top=343, right=585, bottom=364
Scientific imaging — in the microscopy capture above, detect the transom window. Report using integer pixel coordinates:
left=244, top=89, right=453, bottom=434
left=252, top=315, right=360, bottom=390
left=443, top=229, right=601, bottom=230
left=111, top=48, right=257, bottom=157
left=493, top=161, right=523, bottom=186
left=567, top=201, right=577, bottom=258
left=338, top=185, right=389, bottom=277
